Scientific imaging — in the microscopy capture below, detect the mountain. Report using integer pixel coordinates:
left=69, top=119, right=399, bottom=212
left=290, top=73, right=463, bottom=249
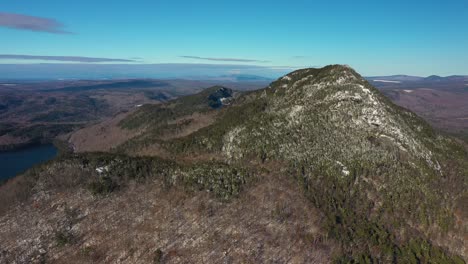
left=0, top=65, right=466, bottom=263
left=68, top=85, right=237, bottom=154
left=424, top=75, right=445, bottom=82
left=422, top=75, right=468, bottom=83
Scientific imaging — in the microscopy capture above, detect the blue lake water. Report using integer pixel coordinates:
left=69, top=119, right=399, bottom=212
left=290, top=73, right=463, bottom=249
left=0, top=144, right=58, bottom=181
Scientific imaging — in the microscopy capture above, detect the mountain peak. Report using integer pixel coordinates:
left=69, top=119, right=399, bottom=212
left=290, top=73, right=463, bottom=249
left=223, top=65, right=443, bottom=174
left=205, top=86, right=234, bottom=108
left=268, top=65, right=379, bottom=107
left=271, top=65, right=365, bottom=91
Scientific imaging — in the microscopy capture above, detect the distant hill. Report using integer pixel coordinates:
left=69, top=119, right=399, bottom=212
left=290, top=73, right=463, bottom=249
left=367, top=74, right=468, bottom=84
left=42, top=80, right=172, bottom=92
left=368, top=74, right=468, bottom=92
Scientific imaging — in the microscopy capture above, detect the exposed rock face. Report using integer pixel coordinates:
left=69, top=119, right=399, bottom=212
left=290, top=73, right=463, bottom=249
left=207, top=87, right=234, bottom=109
left=0, top=65, right=467, bottom=263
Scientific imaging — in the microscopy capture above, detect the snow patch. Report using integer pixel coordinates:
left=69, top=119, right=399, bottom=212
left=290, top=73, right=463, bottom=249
left=223, top=126, right=246, bottom=160
left=325, top=90, right=363, bottom=103
left=282, top=76, right=292, bottom=81
left=96, top=166, right=109, bottom=174
left=358, top=85, right=378, bottom=106
left=379, top=134, right=407, bottom=152
left=336, top=161, right=350, bottom=176
left=288, top=105, right=303, bottom=120
left=293, top=75, right=314, bottom=89
left=336, top=76, right=347, bottom=85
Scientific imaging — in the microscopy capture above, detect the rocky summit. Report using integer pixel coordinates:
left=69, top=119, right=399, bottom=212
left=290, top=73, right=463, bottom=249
left=0, top=65, right=467, bottom=263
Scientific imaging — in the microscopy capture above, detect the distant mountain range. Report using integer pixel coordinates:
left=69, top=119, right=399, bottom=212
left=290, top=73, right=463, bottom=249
left=367, top=74, right=468, bottom=92
left=0, top=63, right=289, bottom=80
left=366, top=74, right=468, bottom=83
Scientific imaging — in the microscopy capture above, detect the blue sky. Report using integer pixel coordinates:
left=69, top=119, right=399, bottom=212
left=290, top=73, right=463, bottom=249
left=1, top=0, right=467, bottom=78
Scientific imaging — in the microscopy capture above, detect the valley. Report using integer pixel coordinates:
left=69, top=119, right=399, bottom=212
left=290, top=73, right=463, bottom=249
left=371, top=77, right=468, bottom=142
left=0, top=79, right=268, bottom=151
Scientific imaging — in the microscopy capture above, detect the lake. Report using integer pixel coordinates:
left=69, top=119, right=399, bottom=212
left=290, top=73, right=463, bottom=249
left=0, top=144, right=58, bottom=181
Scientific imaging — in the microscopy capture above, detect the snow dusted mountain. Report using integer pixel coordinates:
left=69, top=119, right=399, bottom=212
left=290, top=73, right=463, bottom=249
left=1, top=65, right=467, bottom=263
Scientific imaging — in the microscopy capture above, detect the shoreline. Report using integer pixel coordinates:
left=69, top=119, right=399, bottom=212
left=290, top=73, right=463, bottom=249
left=0, top=144, right=58, bottom=182
left=0, top=140, right=46, bottom=153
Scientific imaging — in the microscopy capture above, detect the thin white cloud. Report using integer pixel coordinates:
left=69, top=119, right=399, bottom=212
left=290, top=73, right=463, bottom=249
left=0, top=54, right=137, bottom=63
left=181, top=55, right=270, bottom=63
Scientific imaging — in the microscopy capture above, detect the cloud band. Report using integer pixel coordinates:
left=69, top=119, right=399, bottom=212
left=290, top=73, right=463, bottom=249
left=0, top=12, right=71, bottom=34
left=0, top=54, right=137, bottom=63
left=181, top=56, right=269, bottom=63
